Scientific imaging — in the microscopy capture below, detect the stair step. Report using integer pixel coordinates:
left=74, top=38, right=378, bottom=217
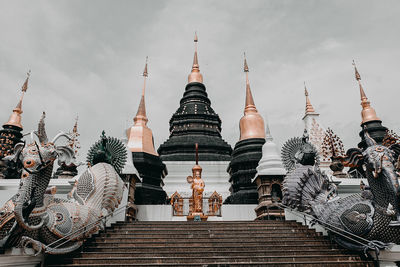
left=47, top=220, right=372, bottom=267
left=83, top=243, right=338, bottom=252
left=79, top=249, right=353, bottom=258
left=69, top=255, right=364, bottom=264
left=97, top=233, right=321, bottom=239
left=49, top=262, right=373, bottom=267
left=88, top=240, right=332, bottom=247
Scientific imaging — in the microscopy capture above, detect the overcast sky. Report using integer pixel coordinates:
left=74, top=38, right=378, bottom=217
left=0, top=0, right=399, bottom=163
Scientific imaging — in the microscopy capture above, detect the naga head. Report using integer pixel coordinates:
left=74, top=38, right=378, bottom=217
left=362, top=130, right=397, bottom=179
left=10, top=114, right=74, bottom=231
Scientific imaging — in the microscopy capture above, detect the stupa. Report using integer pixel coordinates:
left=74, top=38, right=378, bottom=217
left=225, top=55, right=265, bottom=204
left=302, top=83, right=331, bottom=173
left=158, top=34, right=232, bottom=200
left=0, top=71, right=30, bottom=179
left=352, top=61, right=387, bottom=149
left=157, top=33, right=232, bottom=162
left=126, top=58, right=167, bottom=204
left=253, top=122, right=286, bottom=219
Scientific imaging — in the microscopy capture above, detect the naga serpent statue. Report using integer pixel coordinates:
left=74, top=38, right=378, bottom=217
left=282, top=129, right=400, bottom=252
left=0, top=115, right=126, bottom=255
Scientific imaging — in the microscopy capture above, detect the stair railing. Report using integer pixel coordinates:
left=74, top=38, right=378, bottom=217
left=277, top=203, right=382, bottom=260
left=44, top=203, right=129, bottom=254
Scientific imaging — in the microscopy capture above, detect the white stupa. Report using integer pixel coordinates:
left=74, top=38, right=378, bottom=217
left=253, top=122, right=286, bottom=181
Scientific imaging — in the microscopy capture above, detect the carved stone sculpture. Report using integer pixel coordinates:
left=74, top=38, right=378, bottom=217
left=283, top=129, right=400, bottom=251
left=0, top=116, right=126, bottom=255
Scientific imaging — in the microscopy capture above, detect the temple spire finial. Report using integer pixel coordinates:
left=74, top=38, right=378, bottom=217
left=243, top=53, right=256, bottom=111
left=188, top=32, right=203, bottom=83
left=304, top=81, right=316, bottom=115
left=352, top=60, right=380, bottom=124
left=4, top=70, right=31, bottom=129
left=134, top=58, right=149, bottom=126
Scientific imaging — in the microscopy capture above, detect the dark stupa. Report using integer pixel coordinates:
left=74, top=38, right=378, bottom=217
left=158, top=34, right=232, bottom=161
left=0, top=72, right=30, bottom=179
left=225, top=56, right=265, bottom=204
left=352, top=61, right=387, bottom=149
left=127, top=58, right=167, bottom=204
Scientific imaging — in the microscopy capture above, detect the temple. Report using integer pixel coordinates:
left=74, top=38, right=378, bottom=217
left=225, top=55, right=265, bottom=204
left=0, top=48, right=398, bottom=266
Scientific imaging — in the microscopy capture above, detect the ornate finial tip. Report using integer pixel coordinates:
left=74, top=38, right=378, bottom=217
left=244, top=53, right=249, bottom=72
left=304, top=82, right=308, bottom=95
left=353, top=60, right=361, bottom=81
left=21, top=70, right=31, bottom=92
left=143, top=57, right=148, bottom=77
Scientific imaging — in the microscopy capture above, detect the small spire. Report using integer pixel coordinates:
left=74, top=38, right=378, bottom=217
left=188, top=32, right=203, bottom=83
left=265, top=120, right=273, bottom=141
left=4, top=71, right=31, bottom=129
left=244, top=52, right=249, bottom=72
left=304, top=82, right=316, bottom=114
left=352, top=60, right=380, bottom=124
left=244, top=53, right=256, bottom=111
left=134, top=58, right=149, bottom=126
left=73, top=116, right=78, bottom=133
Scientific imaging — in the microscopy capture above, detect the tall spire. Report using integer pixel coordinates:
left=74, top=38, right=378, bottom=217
left=127, top=57, right=158, bottom=156
left=304, top=82, right=316, bottom=115
left=188, top=32, right=203, bottom=83
left=239, top=53, right=265, bottom=141
left=134, top=57, right=149, bottom=126
left=244, top=53, right=256, bottom=111
left=352, top=60, right=380, bottom=124
left=4, top=70, right=31, bottom=129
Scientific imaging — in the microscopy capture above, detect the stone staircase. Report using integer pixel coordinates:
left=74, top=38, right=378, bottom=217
left=46, top=221, right=374, bottom=266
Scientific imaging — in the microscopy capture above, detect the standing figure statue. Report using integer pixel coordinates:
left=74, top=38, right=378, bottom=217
left=187, top=144, right=207, bottom=221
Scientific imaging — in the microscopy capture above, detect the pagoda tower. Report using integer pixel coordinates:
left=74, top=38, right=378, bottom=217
left=157, top=33, right=232, bottom=161
left=352, top=61, right=387, bottom=149
left=127, top=58, right=167, bottom=204
left=158, top=34, right=232, bottom=200
left=253, top=122, right=286, bottom=219
left=0, top=71, right=30, bottom=179
left=225, top=55, right=265, bottom=204
left=302, top=83, right=331, bottom=172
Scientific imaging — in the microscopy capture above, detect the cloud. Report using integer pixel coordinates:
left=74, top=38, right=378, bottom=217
left=0, top=0, right=399, bottom=164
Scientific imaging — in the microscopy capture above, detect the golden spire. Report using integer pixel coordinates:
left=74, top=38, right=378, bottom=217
left=134, top=57, right=148, bottom=126
left=4, top=70, right=31, bottom=129
left=352, top=60, right=380, bottom=124
left=127, top=57, right=158, bottom=156
left=239, top=54, right=265, bottom=141
left=244, top=53, right=256, bottom=110
left=304, top=82, right=316, bottom=114
left=188, top=32, right=203, bottom=83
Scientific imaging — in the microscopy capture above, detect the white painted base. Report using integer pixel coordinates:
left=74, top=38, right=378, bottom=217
left=136, top=204, right=257, bottom=221
left=163, top=161, right=231, bottom=201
